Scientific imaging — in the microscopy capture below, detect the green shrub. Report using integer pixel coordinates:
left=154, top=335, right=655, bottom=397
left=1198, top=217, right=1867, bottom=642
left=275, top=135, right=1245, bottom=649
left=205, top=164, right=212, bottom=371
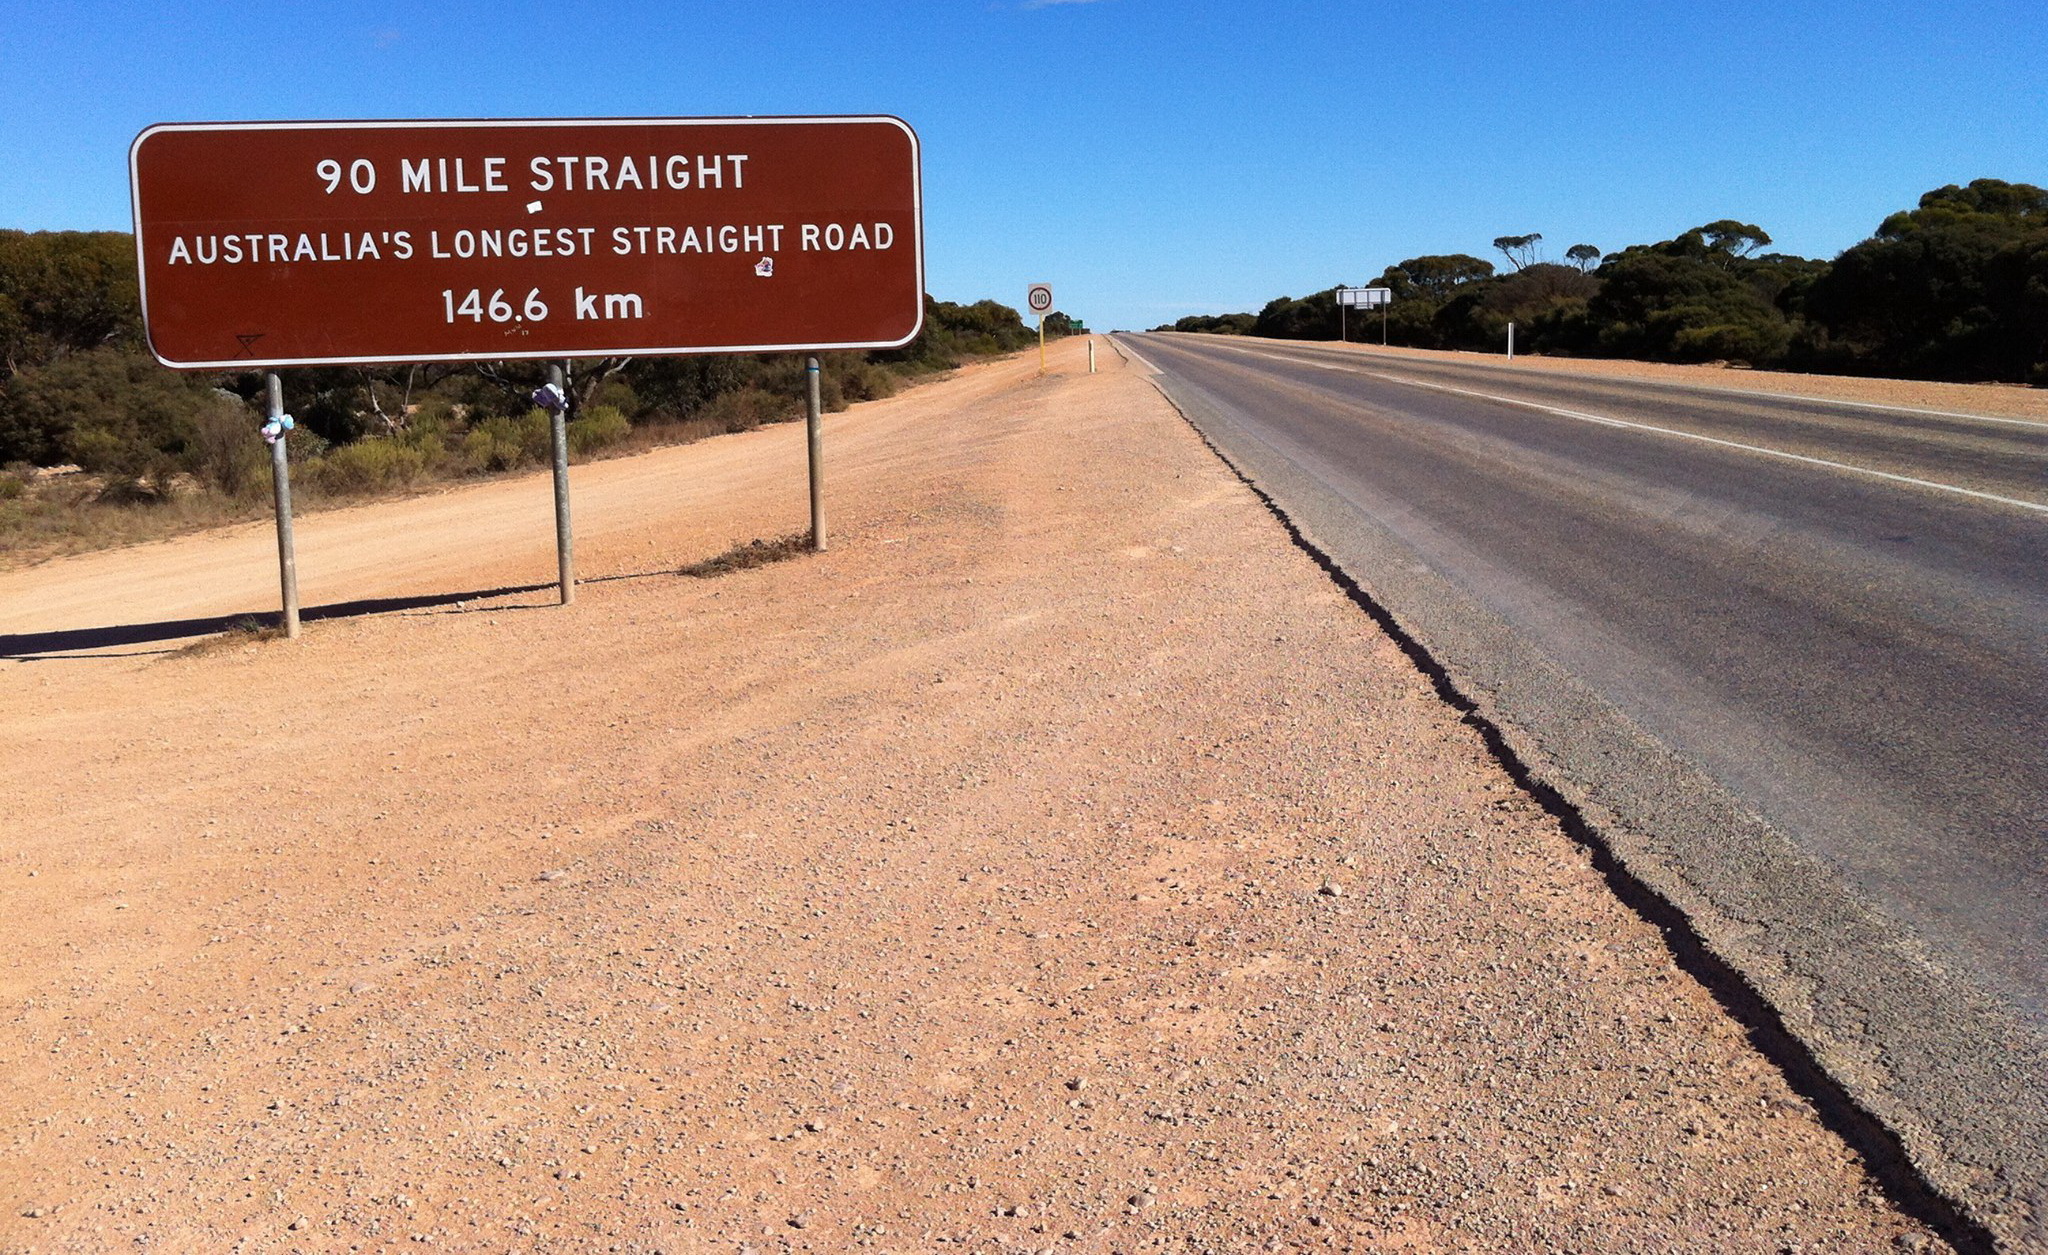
left=461, top=409, right=551, bottom=472
left=696, top=387, right=792, bottom=434
left=567, top=404, right=630, bottom=457
left=1669, top=317, right=1792, bottom=365
left=281, top=422, right=328, bottom=464
left=308, top=437, right=428, bottom=494
left=588, top=378, right=642, bottom=419
left=185, top=394, right=268, bottom=499
left=407, top=395, right=459, bottom=432
left=406, top=428, right=449, bottom=469
left=4, top=347, right=228, bottom=474
left=0, top=471, right=25, bottom=500
left=832, top=357, right=897, bottom=404
left=66, top=427, right=128, bottom=474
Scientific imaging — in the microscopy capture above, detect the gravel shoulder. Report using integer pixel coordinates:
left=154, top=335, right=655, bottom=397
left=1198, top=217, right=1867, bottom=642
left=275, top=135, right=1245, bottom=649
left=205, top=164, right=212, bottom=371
left=0, top=339, right=1949, bottom=1251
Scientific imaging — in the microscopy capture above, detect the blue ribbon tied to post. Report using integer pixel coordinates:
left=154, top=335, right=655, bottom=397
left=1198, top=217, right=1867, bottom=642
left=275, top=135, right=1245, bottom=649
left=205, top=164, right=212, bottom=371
left=262, top=414, right=296, bottom=445
left=531, top=383, right=566, bottom=414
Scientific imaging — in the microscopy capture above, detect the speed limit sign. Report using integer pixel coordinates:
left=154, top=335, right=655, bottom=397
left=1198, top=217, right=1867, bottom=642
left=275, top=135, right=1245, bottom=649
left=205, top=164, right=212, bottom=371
left=1026, top=283, right=1054, bottom=314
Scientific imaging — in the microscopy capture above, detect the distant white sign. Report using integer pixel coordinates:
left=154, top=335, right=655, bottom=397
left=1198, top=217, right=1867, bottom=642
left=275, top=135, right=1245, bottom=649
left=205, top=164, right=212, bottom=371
left=1026, top=283, right=1054, bottom=314
left=1337, top=286, right=1392, bottom=308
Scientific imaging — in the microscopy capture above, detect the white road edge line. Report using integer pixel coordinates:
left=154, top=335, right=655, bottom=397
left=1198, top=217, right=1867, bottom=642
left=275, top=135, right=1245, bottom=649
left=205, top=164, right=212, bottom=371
left=1113, top=336, right=1163, bottom=376
left=1357, top=371, right=2048, bottom=517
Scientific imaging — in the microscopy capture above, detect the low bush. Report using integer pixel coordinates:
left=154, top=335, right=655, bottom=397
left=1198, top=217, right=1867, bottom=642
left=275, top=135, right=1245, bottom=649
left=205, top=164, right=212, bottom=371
left=461, top=409, right=551, bottom=472
left=404, top=428, right=450, bottom=471
left=374, top=413, right=448, bottom=475
left=696, top=387, right=793, bottom=434
left=186, top=396, right=269, bottom=499
left=406, top=395, right=459, bottom=432
left=567, top=404, right=630, bottom=457
left=307, top=437, right=429, bottom=494
left=587, top=378, right=641, bottom=417
left=831, top=357, right=898, bottom=404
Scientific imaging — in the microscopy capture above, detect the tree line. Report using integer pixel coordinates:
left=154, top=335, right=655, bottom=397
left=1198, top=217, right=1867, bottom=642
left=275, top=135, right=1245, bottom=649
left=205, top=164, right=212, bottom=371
left=0, top=226, right=1070, bottom=507
left=1157, top=179, right=2048, bottom=385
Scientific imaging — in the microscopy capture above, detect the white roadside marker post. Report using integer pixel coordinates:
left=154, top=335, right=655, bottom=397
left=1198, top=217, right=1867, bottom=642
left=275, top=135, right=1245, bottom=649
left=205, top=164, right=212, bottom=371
left=807, top=356, right=826, bottom=551
left=1507, top=321, right=1516, bottom=362
left=263, top=373, right=300, bottom=638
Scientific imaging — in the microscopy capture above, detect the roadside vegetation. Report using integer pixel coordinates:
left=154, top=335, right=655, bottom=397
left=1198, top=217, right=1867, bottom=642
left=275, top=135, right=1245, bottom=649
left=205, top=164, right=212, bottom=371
left=0, top=227, right=1077, bottom=568
left=1159, top=178, right=2048, bottom=384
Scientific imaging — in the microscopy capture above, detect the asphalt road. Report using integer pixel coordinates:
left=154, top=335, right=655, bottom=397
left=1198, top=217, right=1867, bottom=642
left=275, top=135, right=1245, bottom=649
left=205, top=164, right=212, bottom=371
left=1117, top=332, right=2048, bottom=1246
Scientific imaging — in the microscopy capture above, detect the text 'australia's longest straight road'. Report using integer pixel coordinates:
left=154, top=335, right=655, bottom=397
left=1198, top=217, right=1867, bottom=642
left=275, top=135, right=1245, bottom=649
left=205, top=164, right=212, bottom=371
left=128, top=116, right=925, bottom=369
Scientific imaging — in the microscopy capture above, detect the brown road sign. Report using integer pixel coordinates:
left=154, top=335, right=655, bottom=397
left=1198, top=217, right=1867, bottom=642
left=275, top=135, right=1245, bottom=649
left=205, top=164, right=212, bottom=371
left=129, top=116, right=924, bottom=369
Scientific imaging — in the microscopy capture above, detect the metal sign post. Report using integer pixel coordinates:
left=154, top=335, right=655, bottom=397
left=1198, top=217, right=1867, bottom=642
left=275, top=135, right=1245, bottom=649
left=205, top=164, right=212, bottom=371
left=543, top=364, right=575, bottom=603
left=263, top=373, right=300, bottom=637
left=806, top=355, right=826, bottom=551
left=1027, top=284, right=1053, bottom=375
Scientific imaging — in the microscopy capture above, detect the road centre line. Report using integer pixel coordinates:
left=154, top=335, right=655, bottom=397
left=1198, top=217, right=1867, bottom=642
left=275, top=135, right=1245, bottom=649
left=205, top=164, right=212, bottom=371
left=1657, top=387, right=2048, bottom=430
left=1228, top=349, right=2048, bottom=517
left=1228, top=341, right=2048, bottom=430
left=1375, top=372, right=2048, bottom=516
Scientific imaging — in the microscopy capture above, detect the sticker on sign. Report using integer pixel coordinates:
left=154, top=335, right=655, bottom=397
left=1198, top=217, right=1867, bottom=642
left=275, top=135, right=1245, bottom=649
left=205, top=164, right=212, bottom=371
left=128, top=116, right=926, bottom=369
left=1026, top=283, right=1054, bottom=315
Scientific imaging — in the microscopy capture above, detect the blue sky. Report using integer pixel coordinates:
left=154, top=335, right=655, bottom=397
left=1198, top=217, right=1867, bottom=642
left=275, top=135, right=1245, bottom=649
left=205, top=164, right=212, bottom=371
left=5, top=0, right=2045, bottom=331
